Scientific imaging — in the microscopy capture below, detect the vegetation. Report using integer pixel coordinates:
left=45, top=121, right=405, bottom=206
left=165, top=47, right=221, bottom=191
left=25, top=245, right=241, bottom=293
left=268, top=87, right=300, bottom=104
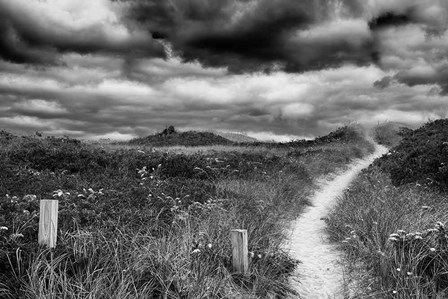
left=372, top=122, right=412, bottom=148
left=129, top=126, right=233, bottom=147
left=327, top=119, right=448, bottom=298
left=0, top=125, right=373, bottom=298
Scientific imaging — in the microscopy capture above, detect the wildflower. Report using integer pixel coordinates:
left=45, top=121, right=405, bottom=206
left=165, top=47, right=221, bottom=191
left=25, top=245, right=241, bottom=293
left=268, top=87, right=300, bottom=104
left=53, top=190, right=63, bottom=198
left=389, top=233, right=400, bottom=238
left=11, top=233, right=24, bottom=239
left=0, top=226, right=8, bottom=231
left=249, top=252, right=254, bottom=258
left=88, top=188, right=94, bottom=194
left=414, top=235, right=423, bottom=240
left=388, top=237, right=398, bottom=242
left=23, top=210, right=30, bottom=216
left=257, top=254, right=262, bottom=259
left=191, top=249, right=201, bottom=254
left=407, top=272, right=413, bottom=276
left=23, top=194, right=37, bottom=202
left=392, top=290, right=397, bottom=294
left=396, top=268, right=401, bottom=272
left=436, top=222, right=445, bottom=230
left=430, top=248, right=436, bottom=252
left=207, top=243, right=212, bottom=249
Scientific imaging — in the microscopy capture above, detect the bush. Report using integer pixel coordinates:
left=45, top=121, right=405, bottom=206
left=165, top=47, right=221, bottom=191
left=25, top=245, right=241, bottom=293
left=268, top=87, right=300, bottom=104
left=374, top=119, right=448, bottom=191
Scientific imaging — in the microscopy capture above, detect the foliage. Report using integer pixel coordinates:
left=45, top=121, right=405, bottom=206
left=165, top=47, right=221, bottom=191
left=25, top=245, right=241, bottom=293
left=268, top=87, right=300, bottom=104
left=129, top=127, right=233, bottom=147
left=327, top=118, right=448, bottom=298
left=0, top=126, right=373, bottom=298
left=374, top=119, right=448, bottom=192
left=372, top=122, right=410, bottom=147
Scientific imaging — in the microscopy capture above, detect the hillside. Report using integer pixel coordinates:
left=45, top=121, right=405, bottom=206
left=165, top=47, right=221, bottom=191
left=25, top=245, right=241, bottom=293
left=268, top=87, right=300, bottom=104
left=374, top=119, right=448, bottom=191
left=129, top=126, right=233, bottom=146
left=327, top=118, right=448, bottom=298
left=372, top=121, right=413, bottom=147
left=212, top=131, right=259, bottom=143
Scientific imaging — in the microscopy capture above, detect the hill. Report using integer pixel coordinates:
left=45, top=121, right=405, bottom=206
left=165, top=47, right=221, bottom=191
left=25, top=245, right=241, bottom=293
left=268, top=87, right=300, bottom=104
left=374, top=118, right=448, bottom=191
left=212, top=131, right=259, bottom=143
left=129, top=126, right=234, bottom=146
left=372, top=121, right=413, bottom=147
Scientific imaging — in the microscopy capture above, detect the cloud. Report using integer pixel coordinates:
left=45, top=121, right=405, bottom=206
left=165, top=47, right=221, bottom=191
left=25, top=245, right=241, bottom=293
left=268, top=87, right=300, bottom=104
left=373, top=76, right=394, bottom=89
left=0, top=0, right=447, bottom=140
left=0, top=0, right=165, bottom=64
left=1, top=51, right=446, bottom=139
left=121, top=0, right=377, bottom=72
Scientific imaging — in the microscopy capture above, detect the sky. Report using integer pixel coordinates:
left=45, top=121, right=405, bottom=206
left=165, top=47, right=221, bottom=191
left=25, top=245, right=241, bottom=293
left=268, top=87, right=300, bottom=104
left=0, top=0, right=447, bottom=141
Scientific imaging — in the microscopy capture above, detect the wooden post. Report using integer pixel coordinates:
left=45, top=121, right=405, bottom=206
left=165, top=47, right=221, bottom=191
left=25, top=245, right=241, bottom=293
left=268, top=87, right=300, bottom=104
left=38, top=200, right=59, bottom=248
left=230, top=229, right=248, bottom=275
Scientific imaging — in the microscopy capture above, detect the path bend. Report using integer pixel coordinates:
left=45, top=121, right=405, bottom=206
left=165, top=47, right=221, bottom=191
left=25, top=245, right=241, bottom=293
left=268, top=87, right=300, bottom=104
left=287, top=143, right=388, bottom=299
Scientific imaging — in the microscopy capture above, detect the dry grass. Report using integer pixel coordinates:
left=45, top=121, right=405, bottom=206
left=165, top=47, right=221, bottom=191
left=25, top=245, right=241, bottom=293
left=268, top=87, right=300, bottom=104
left=0, top=126, right=374, bottom=298
left=327, top=166, right=448, bottom=298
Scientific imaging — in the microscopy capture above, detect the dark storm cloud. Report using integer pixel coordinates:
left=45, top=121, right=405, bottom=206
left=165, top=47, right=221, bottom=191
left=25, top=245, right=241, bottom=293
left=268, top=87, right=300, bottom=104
left=368, top=10, right=415, bottom=30
left=120, top=0, right=375, bottom=72
left=395, top=65, right=448, bottom=95
left=0, top=0, right=165, bottom=65
left=373, top=76, right=394, bottom=89
left=367, top=1, right=448, bottom=94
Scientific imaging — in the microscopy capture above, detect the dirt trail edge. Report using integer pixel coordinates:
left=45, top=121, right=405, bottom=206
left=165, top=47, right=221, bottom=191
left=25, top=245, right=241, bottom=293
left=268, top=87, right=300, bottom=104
left=286, top=143, right=388, bottom=299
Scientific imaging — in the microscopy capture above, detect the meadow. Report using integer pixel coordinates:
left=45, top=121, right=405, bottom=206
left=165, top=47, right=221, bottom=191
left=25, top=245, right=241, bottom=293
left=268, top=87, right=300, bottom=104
left=327, top=119, right=448, bottom=298
left=0, top=126, right=373, bottom=298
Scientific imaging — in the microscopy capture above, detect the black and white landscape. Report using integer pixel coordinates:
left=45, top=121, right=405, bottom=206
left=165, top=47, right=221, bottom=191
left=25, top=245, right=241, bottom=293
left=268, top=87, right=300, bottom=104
left=1, top=1, right=448, bottom=299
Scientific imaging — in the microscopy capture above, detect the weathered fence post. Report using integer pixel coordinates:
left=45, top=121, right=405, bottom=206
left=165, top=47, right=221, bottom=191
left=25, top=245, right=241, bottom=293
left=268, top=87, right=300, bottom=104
left=230, top=229, right=248, bottom=275
left=38, top=199, right=59, bottom=248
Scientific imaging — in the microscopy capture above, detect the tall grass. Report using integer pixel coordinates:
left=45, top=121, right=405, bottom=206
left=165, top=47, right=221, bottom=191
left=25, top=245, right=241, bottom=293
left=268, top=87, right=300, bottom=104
left=327, top=166, right=448, bottom=298
left=0, top=126, right=374, bottom=298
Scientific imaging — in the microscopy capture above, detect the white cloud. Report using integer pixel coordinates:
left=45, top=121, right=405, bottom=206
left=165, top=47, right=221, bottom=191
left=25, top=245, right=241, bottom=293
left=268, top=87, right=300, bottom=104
left=295, top=18, right=371, bottom=47
left=281, top=103, right=315, bottom=119
left=13, top=99, right=68, bottom=114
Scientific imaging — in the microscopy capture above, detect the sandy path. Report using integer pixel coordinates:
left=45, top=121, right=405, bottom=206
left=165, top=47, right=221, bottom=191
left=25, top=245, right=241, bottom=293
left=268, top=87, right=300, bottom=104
left=286, top=144, right=388, bottom=299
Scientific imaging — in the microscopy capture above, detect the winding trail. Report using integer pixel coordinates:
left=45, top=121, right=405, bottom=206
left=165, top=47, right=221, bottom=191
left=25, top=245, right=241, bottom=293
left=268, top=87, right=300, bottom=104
left=286, top=143, right=388, bottom=299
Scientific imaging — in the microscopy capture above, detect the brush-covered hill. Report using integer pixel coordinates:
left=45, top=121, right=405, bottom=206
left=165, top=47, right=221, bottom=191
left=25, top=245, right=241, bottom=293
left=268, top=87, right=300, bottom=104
left=373, top=121, right=414, bottom=147
left=129, top=126, right=234, bottom=146
left=212, top=131, right=259, bottom=143
left=374, top=118, right=448, bottom=192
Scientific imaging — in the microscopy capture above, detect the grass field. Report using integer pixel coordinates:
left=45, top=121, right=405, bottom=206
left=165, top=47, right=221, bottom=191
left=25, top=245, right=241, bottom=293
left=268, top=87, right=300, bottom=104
left=327, top=119, right=448, bottom=298
left=0, top=126, right=374, bottom=298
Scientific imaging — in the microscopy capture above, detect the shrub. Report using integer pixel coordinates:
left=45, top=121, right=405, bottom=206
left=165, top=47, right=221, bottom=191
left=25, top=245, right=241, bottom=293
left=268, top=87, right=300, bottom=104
left=374, top=119, right=448, bottom=192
